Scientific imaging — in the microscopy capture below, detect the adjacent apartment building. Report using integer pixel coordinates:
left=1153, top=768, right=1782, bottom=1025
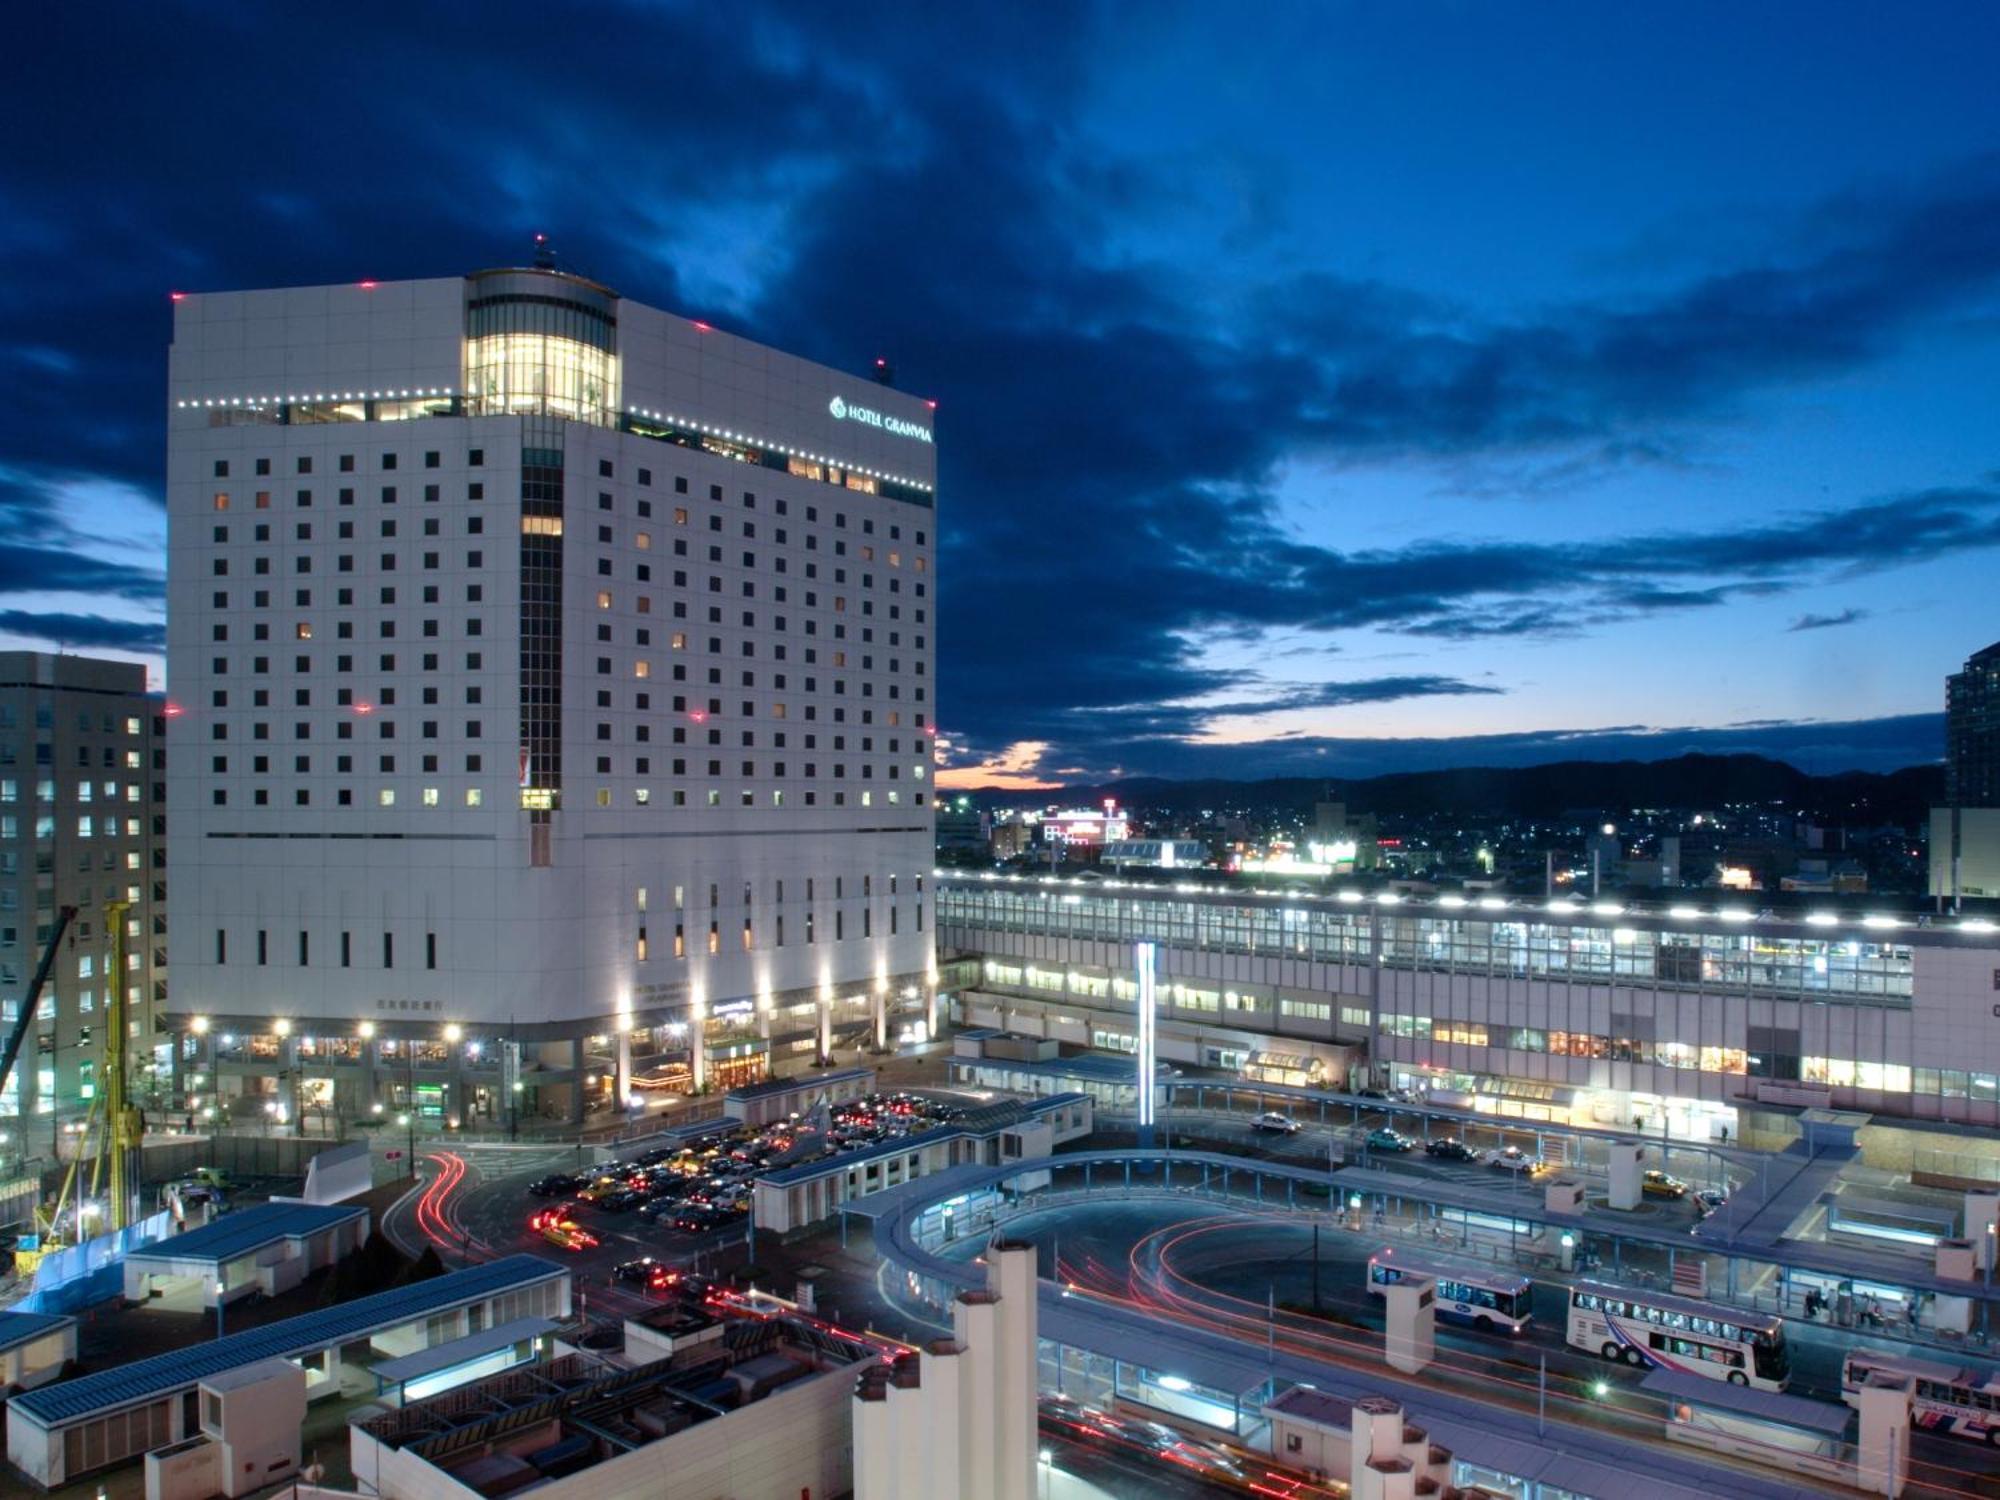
left=0, top=653, right=167, bottom=1148
left=164, top=261, right=937, bottom=1128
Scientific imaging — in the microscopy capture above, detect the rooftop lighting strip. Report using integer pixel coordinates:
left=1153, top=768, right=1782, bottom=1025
left=936, top=870, right=1973, bottom=936
left=176, top=388, right=456, bottom=407
left=172, top=392, right=935, bottom=494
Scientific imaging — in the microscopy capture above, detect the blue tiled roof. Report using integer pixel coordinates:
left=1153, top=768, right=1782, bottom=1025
left=0, top=1309, right=75, bottom=1351
left=125, top=1201, right=367, bottom=1267
left=12, top=1254, right=565, bottom=1427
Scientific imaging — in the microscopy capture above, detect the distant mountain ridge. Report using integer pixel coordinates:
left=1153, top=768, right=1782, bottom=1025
left=964, top=753, right=1944, bottom=825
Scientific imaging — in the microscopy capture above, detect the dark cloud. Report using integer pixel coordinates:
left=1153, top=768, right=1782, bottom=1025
left=0, top=611, right=163, bottom=653
left=1204, top=676, right=1505, bottom=716
left=1788, top=607, right=1870, bottom=632
left=2, top=10, right=1994, bottom=778
left=0, top=542, right=162, bottom=604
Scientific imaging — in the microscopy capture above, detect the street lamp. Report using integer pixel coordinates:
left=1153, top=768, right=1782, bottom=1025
left=398, top=1112, right=413, bottom=1172
left=215, top=1279, right=226, bottom=1341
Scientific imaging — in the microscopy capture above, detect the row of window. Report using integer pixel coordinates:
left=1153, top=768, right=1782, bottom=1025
left=209, top=443, right=931, bottom=526
left=937, top=888, right=1918, bottom=1004
left=0, top=709, right=147, bottom=734
left=0, top=816, right=146, bottom=840
left=0, top=778, right=147, bottom=802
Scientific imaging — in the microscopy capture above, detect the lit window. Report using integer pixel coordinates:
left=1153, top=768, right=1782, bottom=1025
left=295, top=623, right=312, bottom=640
left=465, top=788, right=483, bottom=807
left=597, top=590, right=613, bottom=609
left=378, top=788, right=395, bottom=806
left=521, top=515, right=564, bottom=536
left=635, top=788, right=650, bottom=805
left=635, top=532, right=651, bottom=550
left=597, top=789, right=611, bottom=807
left=421, top=787, right=440, bottom=807
left=634, top=661, right=651, bottom=679
left=671, top=633, right=686, bottom=649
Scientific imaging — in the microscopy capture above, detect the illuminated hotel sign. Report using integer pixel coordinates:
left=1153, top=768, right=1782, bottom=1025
left=828, top=394, right=932, bottom=444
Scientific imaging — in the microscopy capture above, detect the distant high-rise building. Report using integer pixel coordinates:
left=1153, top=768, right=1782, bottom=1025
left=1932, top=641, right=2000, bottom=903
left=1946, top=640, right=2000, bottom=808
left=165, top=262, right=938, bottom=1128
left=0, top=653, right=167, bottom=1140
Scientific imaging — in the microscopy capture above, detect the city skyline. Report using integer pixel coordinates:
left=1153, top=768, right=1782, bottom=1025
left=7, top=4, right=2000, bottom=786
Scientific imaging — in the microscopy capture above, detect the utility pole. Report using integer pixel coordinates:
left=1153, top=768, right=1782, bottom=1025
left=1311, top=1221, right=1321, bottom=1312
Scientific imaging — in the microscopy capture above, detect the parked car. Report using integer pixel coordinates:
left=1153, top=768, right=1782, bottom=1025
left=1423, top=1137, right=1477, bottom=1161
left=1485, top=1146, right=1542, bottom=1174
left=1642, top=1170, right=1689, bottom=1200
left=527, top=1173, right=583, bottom=1198
left=1252, top=1112, right=1303, bottom=1135
left=1365, top=1128, right=1414, bottom=1153
left=1692, top=1188, right=1728, bottom=1219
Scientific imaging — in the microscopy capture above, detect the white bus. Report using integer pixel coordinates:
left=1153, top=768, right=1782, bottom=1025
left=1843, top=1349, right=2000, bottom=1445
left=1567, top=1281, right=1789, bottom=1390
left=1367, top=1249, right=1533, bottom=1334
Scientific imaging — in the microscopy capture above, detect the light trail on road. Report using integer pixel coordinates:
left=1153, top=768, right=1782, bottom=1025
left=1047, top=1211, right=1997, bottom=1500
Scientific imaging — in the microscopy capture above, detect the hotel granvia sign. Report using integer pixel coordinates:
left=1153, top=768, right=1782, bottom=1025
left=829, top=394, right=931, bottom=443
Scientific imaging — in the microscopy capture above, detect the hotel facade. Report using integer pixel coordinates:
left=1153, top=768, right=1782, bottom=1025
left=165, top=264, right=937, bottom=1127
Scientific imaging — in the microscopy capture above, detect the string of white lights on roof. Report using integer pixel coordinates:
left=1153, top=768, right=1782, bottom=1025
left=940, top=868, right=2000, bottom=937
left=172, top=389, right=935, bottom=494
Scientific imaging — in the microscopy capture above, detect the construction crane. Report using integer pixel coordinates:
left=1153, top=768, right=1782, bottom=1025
left=5, top=902, right=147, bottom=1250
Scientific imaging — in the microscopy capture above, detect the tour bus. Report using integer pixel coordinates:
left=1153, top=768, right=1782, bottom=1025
left=1567, top=1280, right=1788, bottom=1390
left=1367, top=1249, right=1534, bottom=1334
left=1843, top=1349, right=2000, bottom=1445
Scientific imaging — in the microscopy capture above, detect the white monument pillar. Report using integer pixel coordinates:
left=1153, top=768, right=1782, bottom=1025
left=1135, top=941, right=1158, bottom=1148
left=1607, top=1141, right=1644, bottom=1211
left=987, top=1238, right=1038, bottom=1500
left=953, top=1291, right=999, bottom=1500
left=1854, top=1372, right=1913, bottom=1498
left=1381, top=1274, right=1437, bottom=1374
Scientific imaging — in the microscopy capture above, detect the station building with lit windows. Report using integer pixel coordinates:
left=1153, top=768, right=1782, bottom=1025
left=936, top=872, right=2000, bottom=1141
left=163, top=259, right=939, bottom=1129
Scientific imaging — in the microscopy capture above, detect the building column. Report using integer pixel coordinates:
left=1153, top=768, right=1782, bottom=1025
left=926, top=984, right=940, bottom=1041
left=872, top=984, right=888, bottom=1053
left=817, top=998, right=833, bottom=1065
left=690, top=1016, right=707, bottom=1093
left=615, top=1028, right=632, bottom=1109
left=567, top=1038, right=586, bottom=1126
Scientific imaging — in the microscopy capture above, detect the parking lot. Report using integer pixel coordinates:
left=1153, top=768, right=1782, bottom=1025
left=1137, top=1103, right=1731, bottom=1231
left=515, top=1090, right=969, bottom=1268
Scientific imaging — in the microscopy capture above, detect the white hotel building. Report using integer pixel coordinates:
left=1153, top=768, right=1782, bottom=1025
left=165, top=263, right=937, bottom=1127
left=938, top=874, right=2000, bottom=1139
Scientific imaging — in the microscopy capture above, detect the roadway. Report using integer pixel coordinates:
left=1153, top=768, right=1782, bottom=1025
left=379, top=1107, right=2000, bottom=1498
